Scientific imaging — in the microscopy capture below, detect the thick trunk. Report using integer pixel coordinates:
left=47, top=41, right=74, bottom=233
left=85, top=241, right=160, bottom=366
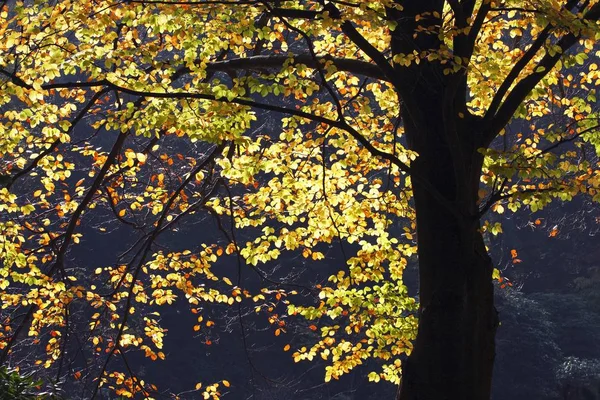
left=385, top=2, right=499, bottom=396
left=397, top=202, right=498, bottom=400
left=397, top=103, right=499, bottom=400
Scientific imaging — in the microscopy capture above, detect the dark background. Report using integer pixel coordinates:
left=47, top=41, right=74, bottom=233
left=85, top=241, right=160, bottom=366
left=70, top=191, right=599, bottom=400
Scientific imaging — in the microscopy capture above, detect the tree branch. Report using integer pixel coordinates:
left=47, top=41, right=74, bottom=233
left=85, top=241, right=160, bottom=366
left=317, top=2, right=397, bottom=86
left=484, top=1, right=600, bottom=144
left=463, top=0, right=491, bottom=63
left=205, top=54, right=389, bottom=82
left=339, top=19, right=396, bottom=84
left=5, top=89, right=110, bottom=190
left=3, top=71, right=463, bottom=222
left=484, top=24, right=554, bottom=122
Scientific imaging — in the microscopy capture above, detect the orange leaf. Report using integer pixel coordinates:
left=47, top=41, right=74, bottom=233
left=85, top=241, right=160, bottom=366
left=309, top=325, right=317, bottom=331
left=510, top=249, right=518, bottom=259
left=283, top=344, right=291, bottom=351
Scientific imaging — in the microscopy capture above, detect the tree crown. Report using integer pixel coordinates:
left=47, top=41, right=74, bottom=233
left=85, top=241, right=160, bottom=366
left=0, top=0, right=599, bottom=397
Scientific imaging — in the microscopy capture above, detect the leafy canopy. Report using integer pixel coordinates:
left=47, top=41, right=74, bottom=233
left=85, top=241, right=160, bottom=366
left=0, top=0, right=599, bottom=398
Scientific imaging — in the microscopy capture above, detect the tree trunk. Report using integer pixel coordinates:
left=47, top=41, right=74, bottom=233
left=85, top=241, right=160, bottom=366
left=397, top=101, right=499, bottom=399
left=397, top=199, right=498, bottom=400
left=385, top=3, right=500, bottom=394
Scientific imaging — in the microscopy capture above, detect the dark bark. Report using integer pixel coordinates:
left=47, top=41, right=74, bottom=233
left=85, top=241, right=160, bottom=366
left=397, top=207, right=498, bottom=400
left=385, top=1, right=500, bottom=397
left=398, top=164, right=498, bottom=399
left=392, top=63, right=499, bottom=399
left=386, top=1, right=600, bottom=396
left=396, top=103, right=499, bottom=400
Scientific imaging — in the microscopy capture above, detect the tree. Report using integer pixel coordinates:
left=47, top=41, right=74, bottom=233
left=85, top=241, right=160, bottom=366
left=0, top=0, right=599, bottom=399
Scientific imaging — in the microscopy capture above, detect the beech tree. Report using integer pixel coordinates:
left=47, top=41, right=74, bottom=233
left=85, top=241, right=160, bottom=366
left=1, top=0, right=599, bottom=399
